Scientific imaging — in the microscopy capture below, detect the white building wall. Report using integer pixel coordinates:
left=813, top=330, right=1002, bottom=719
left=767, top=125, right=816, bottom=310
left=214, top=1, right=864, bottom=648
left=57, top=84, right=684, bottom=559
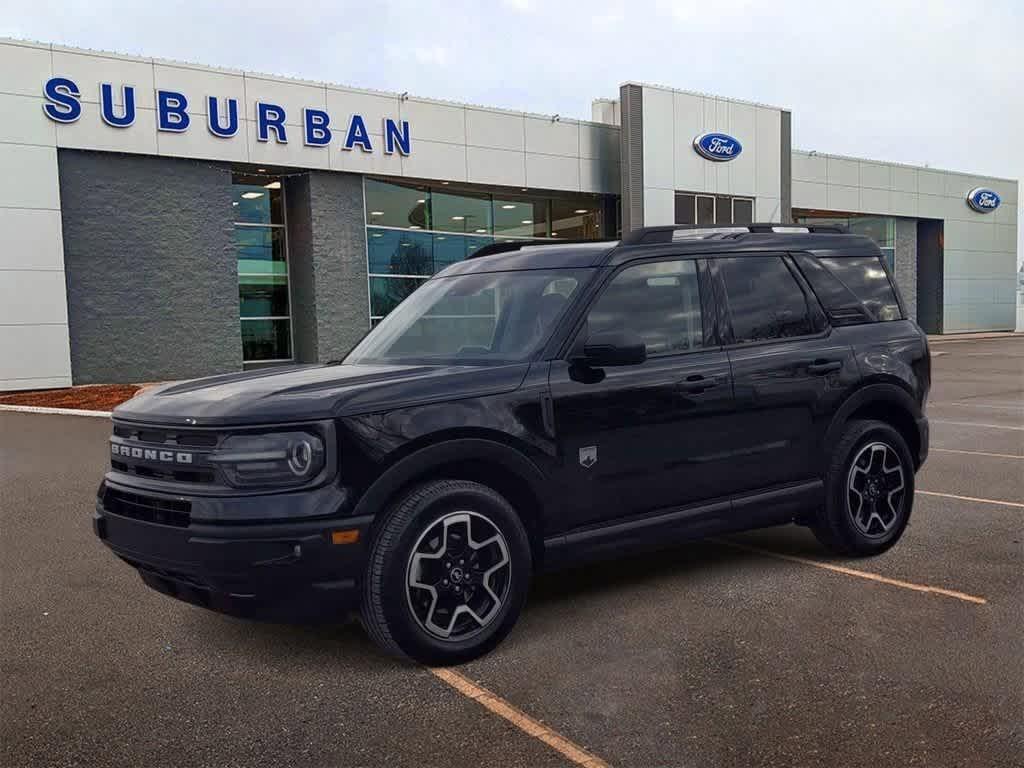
left=792, top=150, right=1019, bottom=332
left=636, top=83, right=784, bottom=226
left=0, top=40, right=72, bottom=390
left=0, top=37, right=621, bottom=390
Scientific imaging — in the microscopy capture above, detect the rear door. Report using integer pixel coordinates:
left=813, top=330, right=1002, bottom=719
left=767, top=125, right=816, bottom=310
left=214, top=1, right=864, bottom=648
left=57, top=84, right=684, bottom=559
left=548, top=257, right=735, bottom=530
left=712, top=254, right=859, bottom=495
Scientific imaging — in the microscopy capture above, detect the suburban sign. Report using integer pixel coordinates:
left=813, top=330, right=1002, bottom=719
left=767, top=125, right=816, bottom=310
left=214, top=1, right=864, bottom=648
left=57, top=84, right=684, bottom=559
left=966, top=187, right=1001, bottom=213
left=41, top=77, right=412, bottom=155
left=693, top=132, right=742, bottom=162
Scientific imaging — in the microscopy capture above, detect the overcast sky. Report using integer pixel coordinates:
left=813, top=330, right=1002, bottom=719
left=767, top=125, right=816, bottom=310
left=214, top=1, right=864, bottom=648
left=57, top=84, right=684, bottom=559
left=4, top=0, right=1021, bottom=264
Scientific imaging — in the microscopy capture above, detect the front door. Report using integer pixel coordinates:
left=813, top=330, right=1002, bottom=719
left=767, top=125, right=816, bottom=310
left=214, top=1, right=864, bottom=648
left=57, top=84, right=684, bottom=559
left=549, top=258, right=734, bottom=530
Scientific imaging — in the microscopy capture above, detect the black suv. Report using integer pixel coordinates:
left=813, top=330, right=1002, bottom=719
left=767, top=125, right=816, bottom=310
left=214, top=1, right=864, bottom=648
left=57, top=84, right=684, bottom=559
left=95, top=224, right=930, bottom=664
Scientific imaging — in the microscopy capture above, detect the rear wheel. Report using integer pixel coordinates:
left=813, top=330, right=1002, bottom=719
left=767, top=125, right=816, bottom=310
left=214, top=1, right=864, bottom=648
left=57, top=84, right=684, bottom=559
left=813, top=419, right=914, bottom=556
left=360, top=479, right=531, bottom=665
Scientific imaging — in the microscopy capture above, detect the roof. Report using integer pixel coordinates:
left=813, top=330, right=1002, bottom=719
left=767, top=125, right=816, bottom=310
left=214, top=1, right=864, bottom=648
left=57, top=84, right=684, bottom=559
left=440, top=225, right=884, bottom=275
left=440, top=241, right=619, bottom=274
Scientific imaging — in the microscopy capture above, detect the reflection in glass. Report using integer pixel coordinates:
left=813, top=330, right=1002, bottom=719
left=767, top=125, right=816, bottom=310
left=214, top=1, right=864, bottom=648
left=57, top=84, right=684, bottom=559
left=493, top=196, right=548, bottom=237
left=586, top=260, right=703, bottom=356
left=240, top=274, right=289, bottom=317
left=352, top=270, right=587, bottom=364
left=367, top=229, right=434, bottom=276
left=233, top=179, right=283, bottom=224
left=732, top=198, right=754, bottom=224
left=696, top=196, right=714, bottom=225
left=364, top=178, right=430, bottom=229
left=233, top=172, right=290, bottom=362
left=720, top=256, right=813, bottom=342
left=550, top=198, right=603, bottom=239
left=236, top=227, right=287, bottom=275
left=675, top=194, right=695, bottom=225
left=241, top=318, right=291, bottom=361
left=433, top=190, right=492, bottom=234
left=370, top=276, right=427, bottom=317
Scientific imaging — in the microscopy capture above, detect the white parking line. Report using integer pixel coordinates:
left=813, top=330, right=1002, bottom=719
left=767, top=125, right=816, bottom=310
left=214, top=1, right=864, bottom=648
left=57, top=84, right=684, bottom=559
left=917, top=490, right=1024, bottom=509
left=930, top=402, right=1024, bottom=412
left=931, top=419, right=1024, bottom=432
left=932, top=447, right=1023, bottom=460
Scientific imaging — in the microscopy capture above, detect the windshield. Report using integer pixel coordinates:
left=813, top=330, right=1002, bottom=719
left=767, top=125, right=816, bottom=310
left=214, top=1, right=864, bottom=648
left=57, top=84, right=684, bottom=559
left=346, top=269, right=591, bottom=365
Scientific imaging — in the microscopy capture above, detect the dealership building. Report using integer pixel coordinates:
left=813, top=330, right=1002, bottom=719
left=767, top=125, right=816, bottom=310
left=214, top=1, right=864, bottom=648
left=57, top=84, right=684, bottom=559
left=0, top=37, right=1019, bottom=391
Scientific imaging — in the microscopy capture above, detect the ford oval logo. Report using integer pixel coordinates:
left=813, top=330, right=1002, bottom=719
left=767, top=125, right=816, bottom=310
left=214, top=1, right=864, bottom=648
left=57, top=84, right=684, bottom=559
left=966, top=187, right=1001, bottom=213
left=693, top=132, right=742, bottom=162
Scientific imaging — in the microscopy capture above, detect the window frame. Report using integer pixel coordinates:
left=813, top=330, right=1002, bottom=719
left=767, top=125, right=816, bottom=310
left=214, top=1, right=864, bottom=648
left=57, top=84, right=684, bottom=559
left=556, top=255, right=719, bottom=363
left=712, top=253, right=830, bottom=349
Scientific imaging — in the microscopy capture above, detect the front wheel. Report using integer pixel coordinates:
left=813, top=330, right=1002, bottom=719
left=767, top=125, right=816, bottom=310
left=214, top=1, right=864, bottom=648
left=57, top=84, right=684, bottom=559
left=360, top=479, right=532, bottom=665
left=813, top=420, right=915, bottom=556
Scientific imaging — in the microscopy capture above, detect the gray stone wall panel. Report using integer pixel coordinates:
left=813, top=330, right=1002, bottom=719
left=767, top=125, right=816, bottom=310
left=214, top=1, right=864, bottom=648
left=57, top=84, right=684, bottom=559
left=58, top=150, right=240, bottom=384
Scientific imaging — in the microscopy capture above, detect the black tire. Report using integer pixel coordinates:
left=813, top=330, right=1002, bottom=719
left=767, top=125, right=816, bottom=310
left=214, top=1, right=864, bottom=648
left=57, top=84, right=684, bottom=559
left=360, top=479, right=532, bottom=665
left=812, top=419, right=915, bottom=557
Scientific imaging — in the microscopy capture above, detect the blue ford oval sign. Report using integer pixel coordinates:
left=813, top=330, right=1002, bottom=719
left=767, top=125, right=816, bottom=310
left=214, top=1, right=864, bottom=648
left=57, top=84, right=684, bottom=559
left=966, top=187, right=1001, bottom=213
left=693, top=132, right=742, bottom=162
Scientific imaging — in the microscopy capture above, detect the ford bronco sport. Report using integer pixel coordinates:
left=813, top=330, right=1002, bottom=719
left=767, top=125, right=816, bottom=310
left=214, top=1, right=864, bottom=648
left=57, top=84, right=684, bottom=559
left=95, top=223, right=930, bottom=664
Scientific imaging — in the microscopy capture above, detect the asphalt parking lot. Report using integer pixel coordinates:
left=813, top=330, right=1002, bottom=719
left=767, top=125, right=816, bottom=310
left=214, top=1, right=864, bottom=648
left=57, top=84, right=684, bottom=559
left=2, top=337, right=1022, bottom=768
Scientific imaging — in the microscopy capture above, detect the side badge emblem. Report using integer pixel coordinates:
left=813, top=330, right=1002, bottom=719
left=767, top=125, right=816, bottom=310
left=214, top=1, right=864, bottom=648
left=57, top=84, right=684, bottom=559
left=579, top=446, right=598, bottom=469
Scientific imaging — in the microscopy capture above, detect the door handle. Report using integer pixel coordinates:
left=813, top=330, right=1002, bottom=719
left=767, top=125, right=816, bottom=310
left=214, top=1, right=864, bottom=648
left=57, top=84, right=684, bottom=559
left=807, top=359, right=842, bottom=375
left=676, top=374, right=725, bottom=394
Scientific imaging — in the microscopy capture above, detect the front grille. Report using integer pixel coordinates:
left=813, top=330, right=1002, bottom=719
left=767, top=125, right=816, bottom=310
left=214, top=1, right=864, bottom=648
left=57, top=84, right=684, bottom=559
left=110, top=421, right=222, bottom=484
left=103, top=488, right=191, bottom=528
left=114, top=424, right=220, bottom=447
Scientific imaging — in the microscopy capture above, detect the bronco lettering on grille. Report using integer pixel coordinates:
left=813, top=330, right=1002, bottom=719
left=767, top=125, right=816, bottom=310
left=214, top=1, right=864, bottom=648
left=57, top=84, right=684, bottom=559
left=110, top=443, right=194, bottom=464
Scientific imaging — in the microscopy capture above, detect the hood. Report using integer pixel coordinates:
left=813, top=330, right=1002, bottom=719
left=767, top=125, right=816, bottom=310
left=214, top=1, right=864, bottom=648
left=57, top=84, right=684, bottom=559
left=113, top=361, right=531, bottom=426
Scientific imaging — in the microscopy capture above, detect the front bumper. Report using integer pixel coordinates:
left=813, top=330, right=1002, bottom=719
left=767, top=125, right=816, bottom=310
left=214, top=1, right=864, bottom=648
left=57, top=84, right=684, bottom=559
left=94, top=481, right=374, bottom=622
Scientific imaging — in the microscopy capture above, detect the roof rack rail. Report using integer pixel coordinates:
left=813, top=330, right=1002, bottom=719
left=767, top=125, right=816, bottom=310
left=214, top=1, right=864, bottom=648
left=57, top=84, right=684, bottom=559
left=468, top=238, right=616, bottom=259
left=620, top=223, right=847, bottom=245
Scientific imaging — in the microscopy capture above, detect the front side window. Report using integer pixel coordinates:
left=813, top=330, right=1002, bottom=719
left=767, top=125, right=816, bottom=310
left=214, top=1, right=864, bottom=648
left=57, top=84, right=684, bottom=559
left=585, top=260, right=704, bottom=357
left=720, top=256, right=814, bottom=343
left=346, top=269, right=589, bottom=365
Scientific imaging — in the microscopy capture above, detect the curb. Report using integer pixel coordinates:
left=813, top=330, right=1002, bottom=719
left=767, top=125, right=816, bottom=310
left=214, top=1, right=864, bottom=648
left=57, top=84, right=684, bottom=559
left=0, top=404, right=112, bottom=418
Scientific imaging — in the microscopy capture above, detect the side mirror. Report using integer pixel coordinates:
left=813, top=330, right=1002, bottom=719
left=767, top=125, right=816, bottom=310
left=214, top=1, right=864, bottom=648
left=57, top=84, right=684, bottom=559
left=581, top=331, right=647, bottom=367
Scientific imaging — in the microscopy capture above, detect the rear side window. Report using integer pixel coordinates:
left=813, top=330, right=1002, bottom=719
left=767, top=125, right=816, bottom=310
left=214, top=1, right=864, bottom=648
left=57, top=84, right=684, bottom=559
left=816, top=256, right=902, bottom=322
left=719, top=256, right=814, bottom=343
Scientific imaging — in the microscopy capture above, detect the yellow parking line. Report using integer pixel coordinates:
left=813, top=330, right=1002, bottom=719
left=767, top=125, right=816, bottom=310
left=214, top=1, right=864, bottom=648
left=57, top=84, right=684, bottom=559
left=917, top=490, right=1024, bottom=509
left=431, top=667, right=611, bottom=768
left=716, top=539, right=987, bottom=605
left=932, top=447, right=1023, bottom=460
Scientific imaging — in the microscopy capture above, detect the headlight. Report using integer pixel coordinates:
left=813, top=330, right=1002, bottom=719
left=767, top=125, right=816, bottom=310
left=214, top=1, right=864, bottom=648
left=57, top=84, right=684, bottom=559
left=211, top=431, right=326, bottom=489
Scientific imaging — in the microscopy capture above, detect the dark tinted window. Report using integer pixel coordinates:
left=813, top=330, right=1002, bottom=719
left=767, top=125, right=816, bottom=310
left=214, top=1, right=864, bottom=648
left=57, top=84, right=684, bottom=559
left=586, top=260, right=703, bottom=356
left=817, top=256, right=902, bottom=321
left=720, top=256, right=814, bottom=343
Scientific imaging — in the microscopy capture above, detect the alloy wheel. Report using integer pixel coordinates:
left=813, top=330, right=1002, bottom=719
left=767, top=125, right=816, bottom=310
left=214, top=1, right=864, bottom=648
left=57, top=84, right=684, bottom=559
left=405, top=511, right=511, bottom=641
left=846, top=441, right=906, bottom=538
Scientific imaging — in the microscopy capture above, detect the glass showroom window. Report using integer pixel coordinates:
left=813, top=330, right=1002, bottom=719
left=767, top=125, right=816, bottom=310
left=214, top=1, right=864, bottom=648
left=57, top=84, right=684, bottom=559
left=365, top=178, right=608, bottom=322
left=675, top=192, right=755, bottom=226
left=233, top=174, right=292, bottom=362
left=794, top=213, right=897, bottom=270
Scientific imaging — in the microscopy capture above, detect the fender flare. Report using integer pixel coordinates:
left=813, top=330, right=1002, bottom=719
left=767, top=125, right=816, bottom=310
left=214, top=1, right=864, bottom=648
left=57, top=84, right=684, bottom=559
left=822, top=382, right=922, bottom=456
left=351, top=437, right=552, bottom=525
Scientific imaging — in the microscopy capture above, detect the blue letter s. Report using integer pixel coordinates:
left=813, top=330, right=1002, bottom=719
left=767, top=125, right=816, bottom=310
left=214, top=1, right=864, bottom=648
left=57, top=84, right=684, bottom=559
left=42, top=77, right=82, bottom=123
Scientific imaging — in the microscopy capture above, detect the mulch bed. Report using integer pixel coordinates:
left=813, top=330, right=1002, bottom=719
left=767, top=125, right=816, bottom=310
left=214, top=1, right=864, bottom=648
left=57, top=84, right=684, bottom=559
left=0, top=384, right=143, bottom=411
